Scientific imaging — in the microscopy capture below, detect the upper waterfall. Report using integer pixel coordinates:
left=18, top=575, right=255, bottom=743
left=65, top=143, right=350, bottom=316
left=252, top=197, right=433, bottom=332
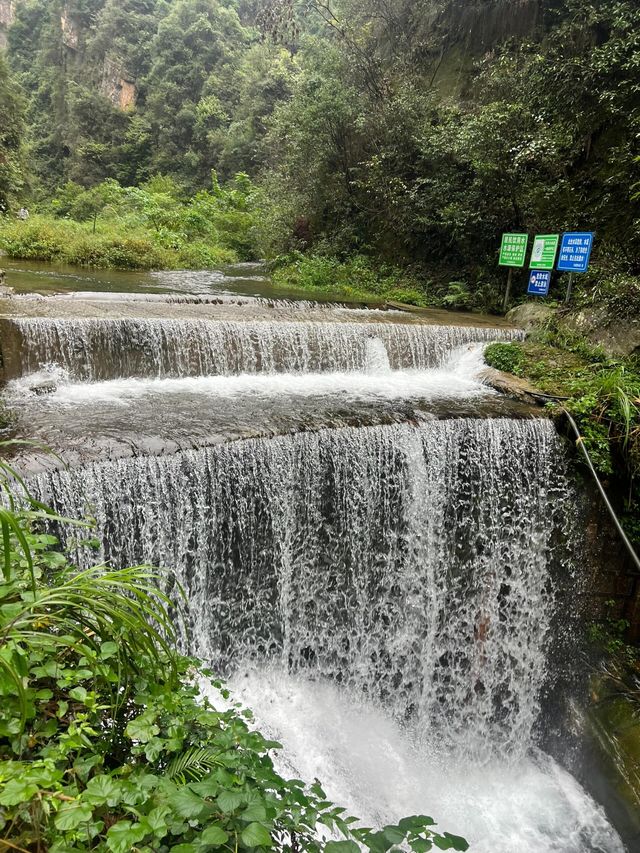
left=5, top=316, right=522, bottom=380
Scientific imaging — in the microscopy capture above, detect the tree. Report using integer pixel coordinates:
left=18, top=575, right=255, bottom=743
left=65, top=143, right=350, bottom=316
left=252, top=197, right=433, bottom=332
left=0, top=56, right=26, bottom=211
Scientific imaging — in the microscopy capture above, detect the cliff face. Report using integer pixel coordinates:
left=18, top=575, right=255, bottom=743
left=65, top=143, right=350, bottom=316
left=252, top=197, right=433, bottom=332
left=436, top=0, right=541, bottom=51
left=100, top=55, right=137, bottom=111
left=0, top=0, right=16, bottom=50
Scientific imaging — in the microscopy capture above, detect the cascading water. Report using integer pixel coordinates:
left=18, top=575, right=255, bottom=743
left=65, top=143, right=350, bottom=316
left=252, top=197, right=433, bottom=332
left=26, top=417, right=623, bottom=851
left=3, top=285, right=625, bottom=852
left=8, top=317, right=520, bottom=380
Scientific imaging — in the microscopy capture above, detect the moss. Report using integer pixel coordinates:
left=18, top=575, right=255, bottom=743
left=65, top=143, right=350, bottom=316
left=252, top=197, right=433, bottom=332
left=588, top=675, right=640, bottom=814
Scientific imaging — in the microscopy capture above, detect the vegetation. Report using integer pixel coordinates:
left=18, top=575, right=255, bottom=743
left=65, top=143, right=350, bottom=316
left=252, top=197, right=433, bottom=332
left=484, top=322, right=640, bottom=544
left=0, top=456, right=468, bottom=852
left=0, top=174, right=258, bottom=269
left=0, top=0, right=637, bottom=300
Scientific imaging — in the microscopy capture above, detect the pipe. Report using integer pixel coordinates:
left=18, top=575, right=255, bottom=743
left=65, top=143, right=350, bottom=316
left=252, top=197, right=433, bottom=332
left=562, top=408, right=640, bottom=573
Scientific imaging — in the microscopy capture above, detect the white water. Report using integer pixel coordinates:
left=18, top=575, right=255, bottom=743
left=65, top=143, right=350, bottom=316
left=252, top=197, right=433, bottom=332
left=5, top=344, right=491, bottom=406
left=225, top=668, right=623, bottom=853
left=10, top=317, right=521, bottom=380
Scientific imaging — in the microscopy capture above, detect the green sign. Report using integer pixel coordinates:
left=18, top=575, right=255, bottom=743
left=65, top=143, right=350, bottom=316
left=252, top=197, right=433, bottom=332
left=529, top=234, right=559, bottom=270
left=499, top=233, right=528, bottom=267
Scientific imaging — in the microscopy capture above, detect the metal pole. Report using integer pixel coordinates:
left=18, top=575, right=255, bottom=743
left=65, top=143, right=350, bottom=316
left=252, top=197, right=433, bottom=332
left=565, top=272, right=574, bottom=305
left=503, top=267, right=513, bottom=314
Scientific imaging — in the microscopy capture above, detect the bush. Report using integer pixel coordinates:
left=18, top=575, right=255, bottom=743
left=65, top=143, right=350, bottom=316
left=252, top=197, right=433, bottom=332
left=271, top=253, right=430, bottom=306
left=484, top=342, right=525, bottom=376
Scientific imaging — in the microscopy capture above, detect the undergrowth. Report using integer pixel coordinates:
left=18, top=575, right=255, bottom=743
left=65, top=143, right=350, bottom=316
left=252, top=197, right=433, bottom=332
left=485, top=320, right=640, bottom=543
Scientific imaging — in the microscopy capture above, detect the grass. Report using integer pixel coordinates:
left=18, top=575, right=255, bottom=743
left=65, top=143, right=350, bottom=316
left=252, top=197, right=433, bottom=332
left=270, top=253, right=431, bottom=306
left=0, top=215, right=237, bottom=270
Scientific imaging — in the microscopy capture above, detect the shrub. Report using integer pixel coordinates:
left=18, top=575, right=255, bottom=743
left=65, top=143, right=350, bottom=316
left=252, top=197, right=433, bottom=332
left=484, top=342, right=525, bottom=376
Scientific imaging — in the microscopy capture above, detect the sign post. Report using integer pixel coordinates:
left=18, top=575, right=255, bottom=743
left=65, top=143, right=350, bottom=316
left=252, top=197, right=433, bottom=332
left=556, top=232, right=594, bottom=304
left=498, top=233, right=528, bottom=312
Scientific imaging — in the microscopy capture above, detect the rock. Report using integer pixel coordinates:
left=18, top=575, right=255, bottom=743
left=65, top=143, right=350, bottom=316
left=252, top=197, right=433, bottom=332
left=505, top=302, right=554, bottom=331
left=29, top=379, right=58, bottom=396
left=479, top=366, right=548, bottom=405
left=565, top=307, right=640, bottom=358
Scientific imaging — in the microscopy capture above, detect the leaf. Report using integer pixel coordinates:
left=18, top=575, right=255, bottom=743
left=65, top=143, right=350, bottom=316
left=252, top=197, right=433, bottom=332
left=0, top=778, right=39, bottom=806
left=68, top=686, right=88, bottom=703
left=240, top=822, right=273, bottom=848
left=433, top=834, right=469, bottom=851
left=100, top=641, right=119, bottom=659
left=54, top=800, right=93, bottom=830
left=84, top=774, right=122, bottom=807
left=141, top=806, right=169, bottom=836
left=200, top=824, right=230, bottom=846
left=240, top=799, right=267, bottom=822
left=216, top=790, right=244, bottom=812
left=383, top=826, right=406, bottom=845
left=106, top=820, right=148, bottom=853
left=410, top=841, right=433, bottom=853
left=126, top=714, right=160, bottom=743
left=325, top=843, right=361, bottom=853
left=173, top=786, right=208, bottom=819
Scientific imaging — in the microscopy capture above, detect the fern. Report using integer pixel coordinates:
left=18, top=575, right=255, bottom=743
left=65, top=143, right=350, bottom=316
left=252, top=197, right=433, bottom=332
left=165, top=746, right=224, bottom=783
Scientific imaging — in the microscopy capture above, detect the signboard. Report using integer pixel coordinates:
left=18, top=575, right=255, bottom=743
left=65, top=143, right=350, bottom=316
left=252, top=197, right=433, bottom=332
left=557, top=232, right=594, bottom=273
left=499, top=233, right=528, bottom=267
left=528, top=270, right=551, bottom=296
left=529, top=234, right=559, bottom=270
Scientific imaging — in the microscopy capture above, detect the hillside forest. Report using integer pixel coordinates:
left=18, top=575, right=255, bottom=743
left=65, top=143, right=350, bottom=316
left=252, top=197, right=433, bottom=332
left=0, top=0, right=638, bottom=312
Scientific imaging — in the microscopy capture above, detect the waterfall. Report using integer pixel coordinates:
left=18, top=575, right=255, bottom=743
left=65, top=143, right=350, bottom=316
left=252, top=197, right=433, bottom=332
left=9, top=317, right=521, bottom=380
left=29, top=417, right=572, bottom=764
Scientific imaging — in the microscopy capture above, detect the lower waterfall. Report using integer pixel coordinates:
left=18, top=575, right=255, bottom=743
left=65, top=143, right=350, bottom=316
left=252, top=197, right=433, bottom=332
left=26, top=417, right=623, bottom=852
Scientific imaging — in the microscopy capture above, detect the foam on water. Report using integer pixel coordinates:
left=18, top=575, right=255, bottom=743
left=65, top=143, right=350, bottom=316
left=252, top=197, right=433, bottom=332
left=224, top=668, right=623, bottom=853
left=5, top=344, right=491, bottom=406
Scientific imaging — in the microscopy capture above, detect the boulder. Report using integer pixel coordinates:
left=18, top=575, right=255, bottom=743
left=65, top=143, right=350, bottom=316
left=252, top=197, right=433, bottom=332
left=565, top=307, right=640, bottom=358
left=505, top=302, right=554, bottom=331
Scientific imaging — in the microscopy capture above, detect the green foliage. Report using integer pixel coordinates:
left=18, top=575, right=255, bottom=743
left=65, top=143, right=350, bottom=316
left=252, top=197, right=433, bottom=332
left=0, top=172, right=259, bottom=268
left=271, top=253, right=429, bottom=306
left=484, top=322, right=640, bottom=540
left=0, top=454, right=467, bottom=852
left=0, top=55, right=27, bottom=211
left=484, top=343, right=525, bottom=377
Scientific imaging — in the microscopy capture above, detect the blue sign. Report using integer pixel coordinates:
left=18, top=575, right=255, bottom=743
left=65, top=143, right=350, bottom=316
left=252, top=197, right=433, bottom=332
left=557, top=232, right=594, bottom=273
left=528, top=270, right=551, bottom=296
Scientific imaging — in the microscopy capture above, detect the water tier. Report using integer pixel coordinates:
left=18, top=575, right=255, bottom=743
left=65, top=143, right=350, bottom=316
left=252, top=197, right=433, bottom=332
left=30, top=417, right=571, bottom=762
left=5, top=317, right=521, bottom=380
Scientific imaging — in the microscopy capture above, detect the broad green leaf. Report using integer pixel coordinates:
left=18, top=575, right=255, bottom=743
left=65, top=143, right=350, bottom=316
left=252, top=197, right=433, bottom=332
left=240, top=801, right=267, bottom=822
left=106, top=820, right=148, bottom=853
left=383, top=826, right=406, bottom=845
left=173, top=787, right=208, bottom=819
left=0, top=778, right=39, bottom=806
left=54, top=800, right=93, bottom=830
left=410, top=841, right=433, bottom=853
left=216, top=790, right=244, bottom=812
left=125, top=714, right=160, bottom=743
left=84, top=774, right=122, bottom=806
left=240, top=822, right=272, bottom=848
left=436, top=834, right=468, bottom=852
left=200, top=824, right=230, bottom=846
left=325, top=843, right=361, bottom=853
